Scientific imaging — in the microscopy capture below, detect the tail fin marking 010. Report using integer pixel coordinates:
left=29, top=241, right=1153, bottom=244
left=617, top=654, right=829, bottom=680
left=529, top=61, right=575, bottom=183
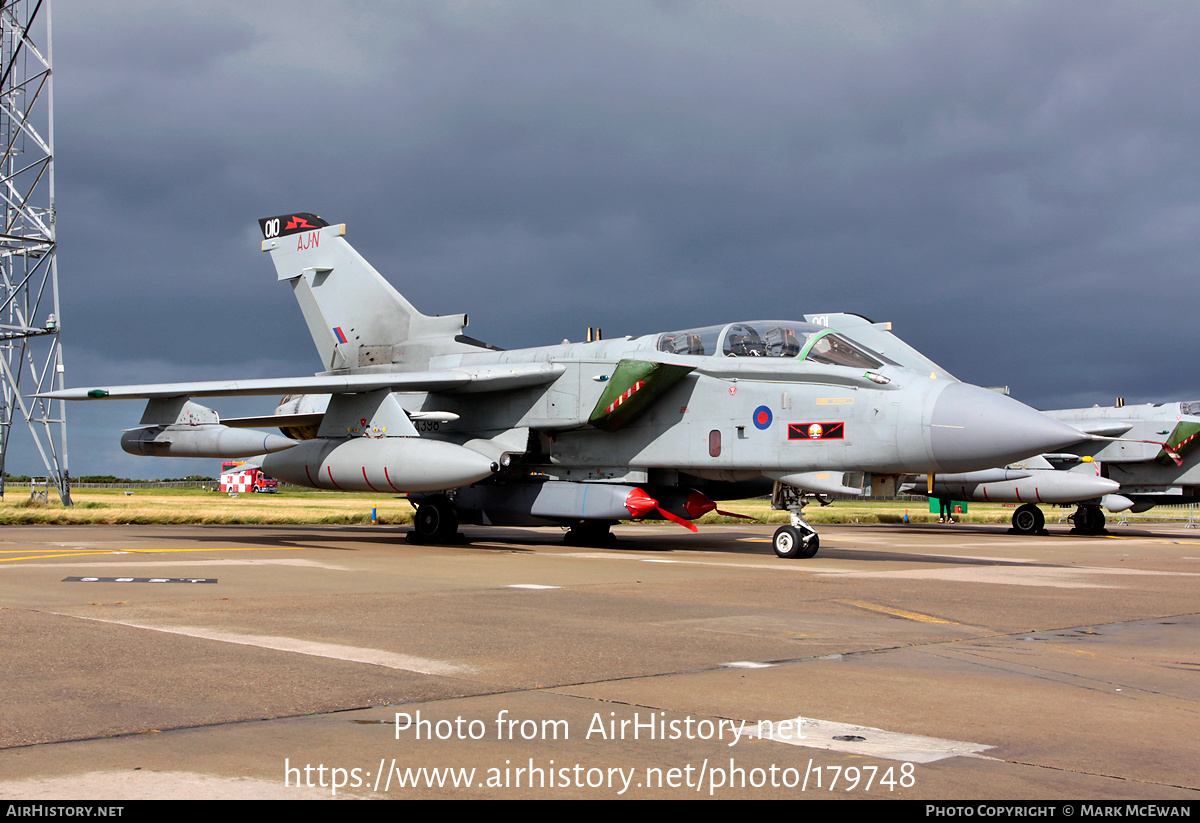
left=258, top=212, right=467, bottom=371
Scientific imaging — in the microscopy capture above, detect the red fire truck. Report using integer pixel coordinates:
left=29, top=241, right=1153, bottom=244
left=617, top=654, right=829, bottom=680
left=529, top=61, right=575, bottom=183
left=219, top=461, right=279, bottom=493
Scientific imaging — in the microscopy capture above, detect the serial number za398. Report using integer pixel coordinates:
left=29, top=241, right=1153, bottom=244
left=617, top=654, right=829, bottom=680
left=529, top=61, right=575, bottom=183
left=415, top=420, right=441, bottom=432
left=808, top=763, right=914, bottom=791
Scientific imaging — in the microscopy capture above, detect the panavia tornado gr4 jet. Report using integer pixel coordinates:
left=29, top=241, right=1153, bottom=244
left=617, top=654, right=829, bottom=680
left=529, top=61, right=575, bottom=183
left=47, top=212, right=1087, bottom=558
left=903, top=400, right=1200, bottom=536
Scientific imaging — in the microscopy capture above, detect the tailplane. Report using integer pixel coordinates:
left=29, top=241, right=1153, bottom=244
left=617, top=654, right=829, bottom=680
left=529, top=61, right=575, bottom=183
left=259, top=212, right=468, bottom=371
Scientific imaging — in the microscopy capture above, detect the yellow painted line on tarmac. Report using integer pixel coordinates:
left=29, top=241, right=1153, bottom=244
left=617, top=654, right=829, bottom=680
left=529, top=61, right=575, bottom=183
left=120, top=547, right=303, bottom=554
left=0, top=546, right=303, bottom=563
left=837, top=598, right=959, bottom=625
left=0, top=551, right=121, bottom=563
left=1103, top=534, right=1200, bottom=547
left=0, top=548, right=105, bottom=554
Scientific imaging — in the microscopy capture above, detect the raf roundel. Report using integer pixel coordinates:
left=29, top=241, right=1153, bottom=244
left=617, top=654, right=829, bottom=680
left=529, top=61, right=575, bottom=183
left=752, top=405, right=772, bottom=430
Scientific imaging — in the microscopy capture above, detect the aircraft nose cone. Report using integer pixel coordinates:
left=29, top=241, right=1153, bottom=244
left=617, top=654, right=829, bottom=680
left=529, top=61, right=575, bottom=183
left=930, top=382, right=1085, bottom=473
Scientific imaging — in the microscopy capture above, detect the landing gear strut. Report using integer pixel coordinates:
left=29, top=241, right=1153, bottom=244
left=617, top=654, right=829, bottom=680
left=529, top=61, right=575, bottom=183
left=1070, top=504, right=1106, bottom=535
left=410, top=495, right=460, bottom=543
left=770, top=482, right=820, bottom=559
left=1010, top=503, right=1046, bottom=535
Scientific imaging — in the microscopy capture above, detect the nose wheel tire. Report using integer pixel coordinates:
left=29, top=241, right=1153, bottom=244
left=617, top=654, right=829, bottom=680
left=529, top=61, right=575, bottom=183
left=773, top=524, right=819, bottom=558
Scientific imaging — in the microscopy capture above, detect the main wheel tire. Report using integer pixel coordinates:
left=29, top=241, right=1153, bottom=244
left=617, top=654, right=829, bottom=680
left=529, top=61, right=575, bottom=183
left=773, top=525, right=819, bottom=559
left=414, top=498, right=458, bottom=542
left=564, top=521, right=614, bottom=546
left=1082, top=506, right=1105, bottom=534
left=1070, top=506, right=1088, bottom=532
left=1012, top=504, right=1045, bottom=535
left=1071, top=505, right=1106, bottom=535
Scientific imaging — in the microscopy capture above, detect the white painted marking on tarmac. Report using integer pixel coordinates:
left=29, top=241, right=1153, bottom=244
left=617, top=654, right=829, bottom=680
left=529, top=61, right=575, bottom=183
left=560, top=551, right=1040, bottom=571
left=721, top=661, right=775, bottom=669
left=746, top=716, right=993, bottom=763
left=562, top=552, right=812, bottom=571
left=897, top=553, right=1037, bottom=563
left=10, top=559, right=353, bottom=570
left=557, top=554, right=678, bottom=563
left=819, top=565, right=1200, bottom=588
left=507, top=584, right=560, bottom=589
left=65, top=616, right=474, bottom=677
left=552, top=551, right=1199, bottom=587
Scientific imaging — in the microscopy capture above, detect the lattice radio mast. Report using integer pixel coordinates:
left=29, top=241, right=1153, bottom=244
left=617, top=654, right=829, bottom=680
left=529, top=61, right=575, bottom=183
left=0, top=0, right=69, bottom=504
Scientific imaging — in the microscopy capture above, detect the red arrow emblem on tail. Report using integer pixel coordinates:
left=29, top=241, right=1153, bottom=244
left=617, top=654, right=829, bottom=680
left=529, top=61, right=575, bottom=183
left=284, top=216, right=315, bottom=231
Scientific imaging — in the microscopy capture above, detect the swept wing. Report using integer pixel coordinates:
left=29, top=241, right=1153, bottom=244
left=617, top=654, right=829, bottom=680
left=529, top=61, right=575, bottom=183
left=40, top=363, right=565, bottom=401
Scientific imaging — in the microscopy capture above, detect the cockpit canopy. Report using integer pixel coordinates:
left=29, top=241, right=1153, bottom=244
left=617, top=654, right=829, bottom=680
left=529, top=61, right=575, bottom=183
left=655, top=320, right=892, bottom=369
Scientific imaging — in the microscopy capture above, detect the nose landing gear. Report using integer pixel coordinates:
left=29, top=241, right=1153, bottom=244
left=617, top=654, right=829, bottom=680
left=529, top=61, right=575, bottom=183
left=773, top=520, right=819, bottom=558
left=770, top=481, right=821, bottom=558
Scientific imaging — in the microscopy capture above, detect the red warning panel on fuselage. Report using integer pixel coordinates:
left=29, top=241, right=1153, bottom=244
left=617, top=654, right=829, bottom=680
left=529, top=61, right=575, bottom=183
left=787, top=422, right=844, bottom=440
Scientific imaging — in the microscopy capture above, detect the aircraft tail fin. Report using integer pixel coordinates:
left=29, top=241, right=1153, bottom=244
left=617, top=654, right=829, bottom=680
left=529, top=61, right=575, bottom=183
left=258, top=213, right=467, bottom=371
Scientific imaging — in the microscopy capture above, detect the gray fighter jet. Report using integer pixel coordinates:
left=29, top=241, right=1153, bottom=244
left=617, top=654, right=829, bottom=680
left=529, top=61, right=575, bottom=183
left=992, top=401, right=1200, bottom=535
left=904, top=459, right=1121, bottom=534
left=47, top=213, right=1086, bottom=557
left=901, top=400, right=1200, bottom=535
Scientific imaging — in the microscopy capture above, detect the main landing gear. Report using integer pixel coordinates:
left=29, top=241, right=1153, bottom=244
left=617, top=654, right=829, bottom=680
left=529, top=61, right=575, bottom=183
left=1009, top=502, right=1106, bottom=535
left=1009, top=503, right=1047, bottom=536
left=564, top=521, right=616, bottom=546
left=408, top=495, right=461, bottom=543
left=1070, top=504, right=1107, bottom=535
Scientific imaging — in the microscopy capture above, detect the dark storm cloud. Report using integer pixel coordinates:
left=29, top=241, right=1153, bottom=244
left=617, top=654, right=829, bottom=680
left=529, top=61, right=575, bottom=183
left=29, top=0, right=1200, bottom=477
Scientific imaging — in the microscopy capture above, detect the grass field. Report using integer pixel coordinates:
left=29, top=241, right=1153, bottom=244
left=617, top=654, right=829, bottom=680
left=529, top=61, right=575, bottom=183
left=0, top=485, right=1032, bottom=527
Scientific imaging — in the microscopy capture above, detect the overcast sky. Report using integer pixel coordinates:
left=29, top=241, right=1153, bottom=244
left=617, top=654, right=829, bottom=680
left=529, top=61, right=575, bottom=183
left=17, top=0, right=1200, bottom=479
